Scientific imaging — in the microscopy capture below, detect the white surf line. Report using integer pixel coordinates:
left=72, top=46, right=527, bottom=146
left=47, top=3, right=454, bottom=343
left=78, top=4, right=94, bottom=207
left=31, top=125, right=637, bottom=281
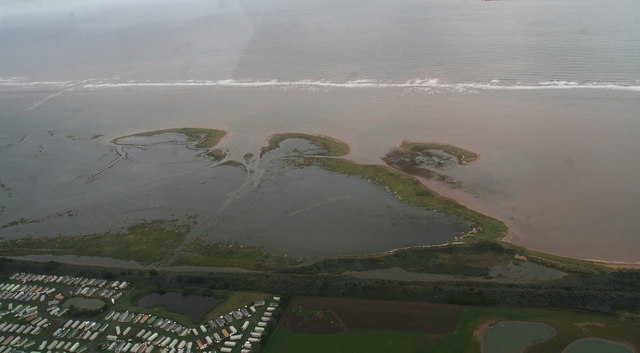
left=3, top=77, right=640, bottom=92
left=0, top=77, right=106, bottom=115
left=80, top=79, right=640, bottom=92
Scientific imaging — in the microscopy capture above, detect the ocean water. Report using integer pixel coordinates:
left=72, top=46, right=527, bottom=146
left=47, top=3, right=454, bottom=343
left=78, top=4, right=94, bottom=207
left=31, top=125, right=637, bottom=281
left=1, top=0, right=639, bottom=261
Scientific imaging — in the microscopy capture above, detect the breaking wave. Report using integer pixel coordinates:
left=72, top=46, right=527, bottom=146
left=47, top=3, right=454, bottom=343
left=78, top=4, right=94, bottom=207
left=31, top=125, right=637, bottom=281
left=2, top=77, right=639, bottom=93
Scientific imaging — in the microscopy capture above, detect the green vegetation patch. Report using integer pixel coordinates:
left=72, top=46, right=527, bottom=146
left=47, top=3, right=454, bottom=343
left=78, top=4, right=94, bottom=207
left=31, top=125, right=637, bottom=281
left=220, top=160, right=244, bottom=168
left=206, top=148, right=227, bottom=161
left=261, top=132, right=350, bottom=157
left=399, top=141, right=479, bottom=165
left=0, top=220, right=187, bottom=265
left=501, top=243, right=607, bottom=275
left=112, top=128, right=228, bottom=149
left=305, top=157, right=506, bottom=242
left=172, top=238, right=302, bottom=270
left=287, top=241, right=516, bottom=277
left=265, top=327, right=439, bottom=353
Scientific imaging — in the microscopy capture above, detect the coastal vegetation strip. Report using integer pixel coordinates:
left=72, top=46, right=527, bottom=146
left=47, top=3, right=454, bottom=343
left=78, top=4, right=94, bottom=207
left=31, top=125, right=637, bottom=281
left=287, top=240, right=607, bottom=277
left=285, top=241, right=517, bottom=277
left=0, top=220, right=186, bottom=265
left=261, top=132, right=350, bottom=157
left=111, top=128, right=228, bottom=149
left=398, top=140, right=479, bottom=165
left=172, top=238, right=302, bottom=271
left=502, top=243, right=607, bottom=275
left=0, top=220, right=300, bottom=270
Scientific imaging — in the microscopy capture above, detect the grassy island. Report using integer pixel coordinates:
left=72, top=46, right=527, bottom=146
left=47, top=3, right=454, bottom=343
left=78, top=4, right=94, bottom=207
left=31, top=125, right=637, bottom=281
left=382, top=140, right=478, bottom=183
left=261, top=132, right=350, bottom=157
left=399, top=141, right=479, bottom=165
left=111, top=128, right=228, bottom=149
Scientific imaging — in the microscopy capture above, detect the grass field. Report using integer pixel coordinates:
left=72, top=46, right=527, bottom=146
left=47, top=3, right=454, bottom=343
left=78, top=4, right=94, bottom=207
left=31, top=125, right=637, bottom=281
left=172, top=238, right=301, bottom=270
left=264, top=297, right=640, bottom=353
left=265, top=328, right=440, bottom=353
left=111, top=127, right=228, bottom=149
left=261, top=132, right=350, bottom=157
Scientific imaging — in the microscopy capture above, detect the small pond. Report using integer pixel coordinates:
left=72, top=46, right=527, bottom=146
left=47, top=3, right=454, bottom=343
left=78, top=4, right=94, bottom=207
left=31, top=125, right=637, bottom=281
left=136, top=292, right=224, bottom=323
left=482, top=321, right=556, bottom=353
left=562, top=338, right=636, bottom=353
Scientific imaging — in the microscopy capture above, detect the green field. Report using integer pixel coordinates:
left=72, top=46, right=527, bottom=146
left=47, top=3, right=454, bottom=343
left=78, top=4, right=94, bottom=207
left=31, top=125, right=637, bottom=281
left=264, top=305, right=640, bottom=353
left=265, top=328, right=439, bottom=353
left=111, top=127, right=228, bottom=149
left=261, top=132, right=350, bottom=157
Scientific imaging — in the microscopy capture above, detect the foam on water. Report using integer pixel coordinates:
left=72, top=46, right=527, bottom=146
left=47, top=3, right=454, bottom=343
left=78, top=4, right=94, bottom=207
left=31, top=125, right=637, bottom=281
left=2, top=77, right=640, bottom=93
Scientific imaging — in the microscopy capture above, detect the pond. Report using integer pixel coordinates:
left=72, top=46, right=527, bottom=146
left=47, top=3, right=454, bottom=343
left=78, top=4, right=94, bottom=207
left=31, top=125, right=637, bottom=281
left=562, top=338, right=636, bottom=353
left=136, top=292, right=224, bottom=323
left=482, top=321, right=556, bottom=353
